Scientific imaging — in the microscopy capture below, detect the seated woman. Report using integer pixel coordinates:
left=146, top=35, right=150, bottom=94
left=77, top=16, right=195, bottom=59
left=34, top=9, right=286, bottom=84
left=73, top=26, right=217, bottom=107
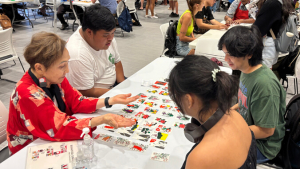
left=168, top=55, right=257, bottom=168
left=176, top=0, right=201, bottom=56
left=7, top=32, right=139, bottom=155
left=224, top=0, right=255, bottom=24
left=194, top=0, right=228, bottom=34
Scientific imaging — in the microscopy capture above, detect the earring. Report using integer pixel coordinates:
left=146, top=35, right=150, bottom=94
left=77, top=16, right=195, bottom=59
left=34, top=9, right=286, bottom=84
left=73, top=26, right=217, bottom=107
left=39, top=77, right=47, bottom=87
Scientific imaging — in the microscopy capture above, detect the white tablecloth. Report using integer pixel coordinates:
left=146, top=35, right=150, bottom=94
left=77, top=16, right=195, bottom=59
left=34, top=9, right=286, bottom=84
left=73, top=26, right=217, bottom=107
left=0, top=57, right=232, bottom=169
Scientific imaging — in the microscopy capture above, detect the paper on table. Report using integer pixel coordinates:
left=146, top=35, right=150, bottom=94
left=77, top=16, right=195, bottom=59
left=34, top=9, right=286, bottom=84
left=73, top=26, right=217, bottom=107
left=26, top=141, right=78, bottom=169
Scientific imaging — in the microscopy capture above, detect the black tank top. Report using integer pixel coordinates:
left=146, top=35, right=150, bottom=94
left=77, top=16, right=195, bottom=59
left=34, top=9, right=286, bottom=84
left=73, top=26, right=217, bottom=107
left=181, top=130, right=257, bottom=169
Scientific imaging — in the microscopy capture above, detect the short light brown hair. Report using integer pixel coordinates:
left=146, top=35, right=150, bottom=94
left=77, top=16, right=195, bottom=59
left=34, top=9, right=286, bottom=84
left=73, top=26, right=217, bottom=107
left=24, top=32, right=66, bottom=70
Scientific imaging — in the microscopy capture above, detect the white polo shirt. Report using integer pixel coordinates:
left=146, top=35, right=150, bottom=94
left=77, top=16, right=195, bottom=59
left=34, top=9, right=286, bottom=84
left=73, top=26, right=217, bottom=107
left=66, top=28, right=121, bottom=90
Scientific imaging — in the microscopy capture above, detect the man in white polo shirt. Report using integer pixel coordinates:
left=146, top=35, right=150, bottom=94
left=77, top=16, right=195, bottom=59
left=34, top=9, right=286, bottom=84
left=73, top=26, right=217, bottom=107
left=66, top=4, right=125, bottom=97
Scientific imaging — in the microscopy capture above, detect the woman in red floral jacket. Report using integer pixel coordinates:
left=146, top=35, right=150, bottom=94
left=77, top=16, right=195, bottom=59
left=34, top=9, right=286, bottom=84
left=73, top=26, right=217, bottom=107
left=7, top=32, right=139, bottom=155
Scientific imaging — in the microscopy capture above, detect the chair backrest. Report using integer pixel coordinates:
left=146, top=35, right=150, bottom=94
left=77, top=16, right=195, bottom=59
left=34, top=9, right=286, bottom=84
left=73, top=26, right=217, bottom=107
left=117, top=0, right=125, bottom=17
left=0, top=28, right=17, bottom=64
left=294, top=52, right=300, bottom=79
left=0, top=100, right=9, bottom=151
left=125, top=0, right=136, bottom=12
left=160, top=23, right=169, bottom=44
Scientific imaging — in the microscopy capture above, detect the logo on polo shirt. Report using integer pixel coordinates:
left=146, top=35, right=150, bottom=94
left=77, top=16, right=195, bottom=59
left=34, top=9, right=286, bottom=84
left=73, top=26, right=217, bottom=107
left=109, top=53, right=115, bottom=64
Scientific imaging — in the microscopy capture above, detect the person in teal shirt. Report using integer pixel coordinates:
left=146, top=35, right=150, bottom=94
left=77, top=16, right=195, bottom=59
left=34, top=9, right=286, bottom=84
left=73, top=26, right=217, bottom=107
left=218, top=25, right=286, bottom=164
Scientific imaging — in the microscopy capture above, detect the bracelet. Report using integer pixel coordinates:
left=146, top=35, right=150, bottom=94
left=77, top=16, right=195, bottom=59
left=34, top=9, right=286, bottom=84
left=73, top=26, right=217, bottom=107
left=105, top=97, right=112, bottom=108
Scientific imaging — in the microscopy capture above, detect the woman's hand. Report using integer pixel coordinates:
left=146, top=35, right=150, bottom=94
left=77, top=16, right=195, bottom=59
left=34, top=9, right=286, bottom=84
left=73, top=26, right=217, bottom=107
left=91, top=113, right=136, bottom=128
left=217, top=24, right=228, bottom=30
left=109, top=93, right=140, bottom=105
left=226, top=18, right=234, bottom=25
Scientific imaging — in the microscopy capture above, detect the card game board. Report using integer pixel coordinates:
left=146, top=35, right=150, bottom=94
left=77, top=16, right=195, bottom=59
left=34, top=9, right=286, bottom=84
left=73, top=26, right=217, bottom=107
left=94, top=80, right=191, bottom=163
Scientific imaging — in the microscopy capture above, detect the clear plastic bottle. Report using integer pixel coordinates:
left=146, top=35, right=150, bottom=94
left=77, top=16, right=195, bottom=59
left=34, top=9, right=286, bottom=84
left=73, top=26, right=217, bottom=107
left=80, top=128, right=97, bottom=167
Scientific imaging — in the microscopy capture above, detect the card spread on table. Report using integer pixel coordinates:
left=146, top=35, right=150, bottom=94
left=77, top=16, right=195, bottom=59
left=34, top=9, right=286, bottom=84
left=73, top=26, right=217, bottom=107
left=128, top=143, right=149, bottom=152
left=122, top=108, right=135, bottom=114
left=102, top=125, right=115, bottom=132
left=137, top=93, right=148, bottom=98
left=151, top=132, right=169, bottom=141
left=126, top=103, right=140, bottom=109
left=177, top=115, right=190, bottom=121
left=135, top=112, right=151, bottom=119
left=114, top=137, right=131, bottom=147
left=117, top=128, right=135, bottom=137
left=159, top=91, right=169, bottom=96
left=149, top=139, right=167, bottom=149
left=144, top=107, right=159, bottom=114
left=159, top=104, right=173, bottom=110
left=144, top=101, right=157, bottom=107
left=94, top=133, right=114, bottom=142
left=151, top=85, right=161, bottom=89
left=174, top=122, right=186, bottom=128
left=154, top=81, right=167, bottom=86
left=161, top=111, right=174, bottom=117
left=150, top=152, right=170, bottom=162
left=148, top=96, right=160, bottom=101
left=132, top=133, right=151, bottom=142
left=147, top=89, right=158, bottom=94
left=162, top=99, right=172, bottom=103
left=26, top=141, right=78, bottom=169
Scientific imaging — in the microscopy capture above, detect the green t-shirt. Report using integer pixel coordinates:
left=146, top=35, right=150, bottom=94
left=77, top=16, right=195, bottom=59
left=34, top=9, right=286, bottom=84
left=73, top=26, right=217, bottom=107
left=238, top=64, right=286, bottom=160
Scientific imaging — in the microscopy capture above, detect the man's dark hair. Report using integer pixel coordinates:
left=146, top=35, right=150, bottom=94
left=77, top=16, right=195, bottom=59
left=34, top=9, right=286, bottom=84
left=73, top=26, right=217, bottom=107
left=218, top=25, right=263, bottom=66
left=82, top=4, right=116, bottom=33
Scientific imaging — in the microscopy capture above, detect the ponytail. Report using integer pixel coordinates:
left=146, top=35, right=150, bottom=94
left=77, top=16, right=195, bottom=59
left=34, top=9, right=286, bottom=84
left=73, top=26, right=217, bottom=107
left=215, top=71, right=238, bottom=114
left=186, top=0, right=201, bottom=25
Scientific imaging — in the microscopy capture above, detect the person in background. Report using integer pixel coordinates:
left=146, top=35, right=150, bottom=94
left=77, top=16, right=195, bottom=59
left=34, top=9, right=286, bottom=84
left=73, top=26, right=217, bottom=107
left=57, top=3, right=84, bottom=30
left=6, top=32, right=139, bottom=155
left=66, top=4, right=126, bottom=97
left=176, top=0, right=201, bottom=56
left=224, top=0, right=255, bottom=24
left=1, top=4, right=25, bottom=22
left=253, top=0, right=294, bottom=68
left=210, top=0, right=220, bottom=13
left=218, top=26, right=286, bottom=164
left=194, top=0, right=228, bottom=34
left=92, top=0, right=119, bottom=16
left=169, top=55, right=257, bottom=169
left=145, top=0, right=157, bottom=18
left=169, top=0, right=179, bottom=17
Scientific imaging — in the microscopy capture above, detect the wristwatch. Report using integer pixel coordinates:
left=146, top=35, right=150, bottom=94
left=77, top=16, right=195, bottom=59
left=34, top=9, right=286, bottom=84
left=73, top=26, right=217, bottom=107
left=105, top=97, right=112, bottom=108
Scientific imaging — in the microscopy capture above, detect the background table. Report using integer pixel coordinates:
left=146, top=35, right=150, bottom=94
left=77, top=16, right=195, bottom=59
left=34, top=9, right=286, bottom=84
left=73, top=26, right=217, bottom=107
left=0, top=57, right=232, bottom=169
left=0, top=0, right=34, bottom=28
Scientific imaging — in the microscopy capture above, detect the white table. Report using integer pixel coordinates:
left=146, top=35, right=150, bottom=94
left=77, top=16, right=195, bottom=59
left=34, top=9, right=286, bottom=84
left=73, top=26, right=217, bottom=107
left=0, top=57, right=232, bottom=169
left=0, top=0, right=34, bottom=29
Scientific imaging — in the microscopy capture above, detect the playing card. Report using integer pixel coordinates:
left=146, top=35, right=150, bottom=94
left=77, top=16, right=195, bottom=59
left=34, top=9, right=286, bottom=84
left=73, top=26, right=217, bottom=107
left=102, top=125, right=115, bottom=132
left=144, top=101, right=157, bottom=107
left=132, top=133, right=151, bottom=142
left=135, top=112, right=151, bottom=119
left=151, top=85, right=161, bottom=89
left=176, top=115, right=190, bottom=121
left=128, top=142, right=149, bottom=152
left=126, top=103, right=140, bottom=109
left=162, top=99, right=172, bottom=104
left=150, top=152, right=170, bottom=162
left=137, top=127, right=152, bottom=134
left=148, top=96, right=160, bottom=101
left=141, top=120, right=158, bottom=128
left=162, top=87, right=168, bottom=91
left=94, top=133, right=114, bottom=142
left=159, top=91, right=169, bottom=96
left=137, top=93, right=147, bottom=98
left=149, top=139, right=167, bottom=149
left=147, top=89, right=158, bottom=94
left=114, top=137, right=131, bottom=147
left=174, top=122, right=186, bottom=129
left=151, top=132, right=168, bottom=141
left=155, top=117, right=167, bottom=124
left=154, top=81, right=167, bottom=86
left=122, top=108, right=135, bottom=114
left=117, top=128, right=135, bottom=137
left=159, top=104, right=173, bottom=110
left=144, top=107, right=159, bottom=114
left=161, top=111, right=174, bottom=117
left=154, top=125, right=172, bottom=133
left=136, top=98, right=146, bottom=104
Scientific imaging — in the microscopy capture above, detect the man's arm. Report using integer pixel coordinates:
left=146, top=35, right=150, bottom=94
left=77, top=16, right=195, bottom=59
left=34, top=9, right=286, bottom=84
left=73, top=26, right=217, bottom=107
left=91, top=0, right=96, bottom=3
left=249, top=125, right=275, bottom=139
left=196, top=19, right=228, bottom=30
left=115, top=61, right=125, bottom=83
left=231, top=103, right=239, bottom=110
left=79, top=88, right=110, bottom=97
left=234, top=18, right=255, bottom=24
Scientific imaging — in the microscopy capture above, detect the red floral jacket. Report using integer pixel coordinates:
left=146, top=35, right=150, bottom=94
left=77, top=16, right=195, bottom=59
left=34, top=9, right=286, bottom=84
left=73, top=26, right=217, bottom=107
left=7, top=72, right=99, bottom=155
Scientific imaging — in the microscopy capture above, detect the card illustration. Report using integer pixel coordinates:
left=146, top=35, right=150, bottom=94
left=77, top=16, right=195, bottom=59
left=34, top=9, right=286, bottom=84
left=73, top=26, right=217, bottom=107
left=154, top=81, right=167, bottom=86
left=150, top=152, right=170, bottom=162
left=149, top=139, right=167, bottom=149
left=135, top=112, right=150, bottom=119
left=148, top=96, right=160, bottom=101
left=144, top=107, right=159, bottom=114
left=114, top=137, right=131, bottom=147
left=174, top=122, right=186, bottom=128
left=94, top=134, right=113, bottom=142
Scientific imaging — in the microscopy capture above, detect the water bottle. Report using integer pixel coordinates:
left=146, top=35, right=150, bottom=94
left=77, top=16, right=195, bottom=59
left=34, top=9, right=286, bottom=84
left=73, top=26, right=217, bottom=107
left=81, top=128, right=97, bottom=167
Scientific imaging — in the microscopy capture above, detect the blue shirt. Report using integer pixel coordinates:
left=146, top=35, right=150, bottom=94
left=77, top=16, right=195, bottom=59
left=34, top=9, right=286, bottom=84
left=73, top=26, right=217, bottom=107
left=98, top=0, right=117, bottom=14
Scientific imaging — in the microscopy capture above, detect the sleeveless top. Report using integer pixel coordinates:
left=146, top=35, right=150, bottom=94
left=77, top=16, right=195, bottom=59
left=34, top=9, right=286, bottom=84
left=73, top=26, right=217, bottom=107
left=176, top=10, right=194, bottom=36
left=181, top=130, right=257, bottom=169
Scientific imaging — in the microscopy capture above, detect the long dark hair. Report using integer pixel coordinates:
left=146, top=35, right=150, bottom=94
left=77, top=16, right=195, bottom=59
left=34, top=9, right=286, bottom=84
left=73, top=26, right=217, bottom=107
left=257, top=0, right=294, bottom=24
left=186, top=0, right=202, bottom=24
left=168, top=55, right=238, bottom=122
